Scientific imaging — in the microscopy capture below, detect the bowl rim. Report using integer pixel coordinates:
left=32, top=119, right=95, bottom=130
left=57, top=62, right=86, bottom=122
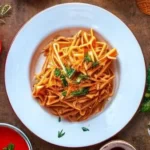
left=0, top=123, right=32, bottom=150
left=100, top=140, right=136, bottom=150
left=4, top=2, right=146, bottom=148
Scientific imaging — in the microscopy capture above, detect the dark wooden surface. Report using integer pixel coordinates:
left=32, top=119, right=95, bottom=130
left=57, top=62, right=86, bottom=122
left=0, top=0, right=150, bottom=150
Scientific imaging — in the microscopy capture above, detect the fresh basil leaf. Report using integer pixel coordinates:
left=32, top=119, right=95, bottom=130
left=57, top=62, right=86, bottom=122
left=82, top=127, right=89, bottom=132
left=71, top=88, right=89, bottom=96
left=54, top=68, right=61, bottom=77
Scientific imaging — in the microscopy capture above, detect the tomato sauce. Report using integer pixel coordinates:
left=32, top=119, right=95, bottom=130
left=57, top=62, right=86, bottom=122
left=0, top=127, right=29, bottom=150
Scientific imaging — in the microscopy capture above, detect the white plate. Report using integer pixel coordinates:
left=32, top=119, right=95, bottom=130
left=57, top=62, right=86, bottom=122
left=5, top=3, right=146, bottom=147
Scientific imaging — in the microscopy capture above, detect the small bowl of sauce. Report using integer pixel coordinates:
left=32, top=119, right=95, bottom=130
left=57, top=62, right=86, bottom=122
left=0, top=123, right=32, bottom=150
left=100, top=140, right=136, bottom=150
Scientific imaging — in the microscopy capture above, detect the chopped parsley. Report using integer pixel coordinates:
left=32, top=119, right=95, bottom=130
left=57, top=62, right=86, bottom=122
left=92, top=61, right=99, bottom=67
left=66, top=67, right=75, bottom=78
left=84, top=53, right=92, bottom=62
left=71, top=88, right=89, bottom=96
left=76, top=74, right=88, bottom=83
left=140, top=65, right=150, bottom=112
left=141, top=101, right=150, bottom=112
left=58, top=117, right=61, bottom=122
left=54, top=68, right=61, bottom=77
left=54, top=68, right=68, bottom=86
left=82, top=127, right=89, bottom=132
left=62, top=91, right=67, bottom=96
left=58, top=129, right=65, bottom=138
left=3, top=143, right=15, bottom=150
left=60, top=75, right=68, bottom=87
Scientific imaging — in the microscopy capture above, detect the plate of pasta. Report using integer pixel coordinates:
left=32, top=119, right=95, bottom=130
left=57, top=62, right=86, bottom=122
left=5, top=3, right=146, bottom=147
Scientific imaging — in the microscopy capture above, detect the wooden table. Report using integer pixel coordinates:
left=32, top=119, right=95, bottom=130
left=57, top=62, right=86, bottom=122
left=0, top=0, right=150, bottom=150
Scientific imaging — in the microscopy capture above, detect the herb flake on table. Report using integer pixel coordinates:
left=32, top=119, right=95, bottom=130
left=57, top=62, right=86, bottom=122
left=58, top=129, right=65, bottom=138
left=82, top=127, right=89, bottom=132
left=58, top=117, right=61, bottom=122
left=3, top=143, right=15, bottom=150
left=0, top=4, right=11, bottom=17
left=0, top=4, right=12, bottom=24
left=140, top=101, right=150, bottom=112
left=140, top=65, right=150, bottom=112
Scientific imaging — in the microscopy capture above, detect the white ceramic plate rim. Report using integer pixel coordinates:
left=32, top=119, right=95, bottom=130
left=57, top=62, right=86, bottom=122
left=5, top=3, right=146, bottom=147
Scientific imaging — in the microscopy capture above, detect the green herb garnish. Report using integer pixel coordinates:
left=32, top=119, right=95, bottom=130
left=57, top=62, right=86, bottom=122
left=54, top=68, right=68, bottom=86
left=58, top=129, right=65, bottom=138
left=0, top=4, right=12, bottom=25
left=141, top=101, right=150, bottom=112
left=147, top=66, right=150, bottom=85
left=60, top=75, right=68, bottom=87
left=58, top=117, right=61, bottom=122
left=84, top=53, right=92, bottom=62
left=148, top=86, right=150, bottom=93
left=54, top=68, right=61, bottom=77
left=71, top=88, right=89, bottom=96
left=0, top=4, right=11, bottom=17
left=140, top=65, right=150, bottom=112
left=76, top=74, right=88, bottom=83
left=66, top=67, right=75, bottom=78
left=62, top=91, right=67, bottom=96
left=82, top=127, right=89, bottom=132
left=145, top=93, right=150, bottom=99
left=3, top=143, right=15, bottom=150
left=92, top=61, right=99, bottom=67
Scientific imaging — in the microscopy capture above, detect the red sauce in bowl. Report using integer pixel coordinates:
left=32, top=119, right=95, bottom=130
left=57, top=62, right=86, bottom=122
left=0, top=127, right=29, bottom=150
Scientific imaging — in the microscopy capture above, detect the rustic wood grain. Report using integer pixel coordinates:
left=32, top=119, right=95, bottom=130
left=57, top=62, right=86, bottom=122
left=0, top=0, right=150, bottom=150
